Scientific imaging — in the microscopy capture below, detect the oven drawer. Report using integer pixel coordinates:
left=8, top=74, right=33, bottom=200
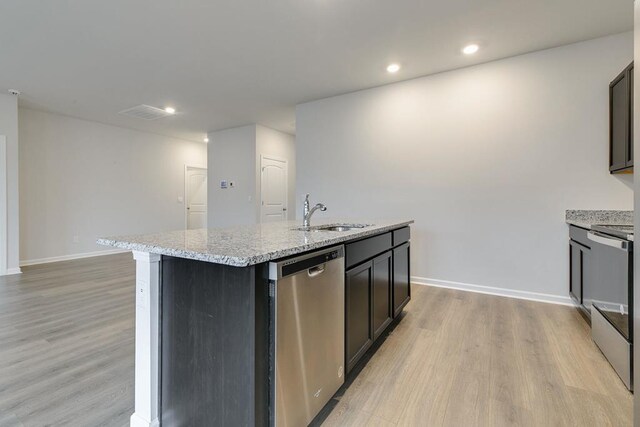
left=592, top=306, right=632, bottom=390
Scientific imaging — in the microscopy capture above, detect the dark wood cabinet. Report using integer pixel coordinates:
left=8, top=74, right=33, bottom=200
left=345, top=227, right=412, bottom=374
left=569, top=240, right=585, bottom=305
left=568, top=225, right=592, bottom=319
left=610, top=62, right=634, bottom=174
left=372, top=251, right=393, bottom=340
left=345, top=260, right=373, bottom=373
left=393, top=242, right=411, bottom=318
left=630, top=64, right=634, bottom=167
left=346, top=250, right=394, bottom=372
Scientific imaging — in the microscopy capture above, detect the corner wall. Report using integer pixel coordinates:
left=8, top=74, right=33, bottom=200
left=296, top=32, right=634, bottom=301
left=632, top=1, right=639, bottom=423
left=207, top=124, right=296, bottom=227
left=207, top=125, right=258, bottom=227
left=19, top=108, right=207, bottom=264
left=0, top=94, right=19, bottom=274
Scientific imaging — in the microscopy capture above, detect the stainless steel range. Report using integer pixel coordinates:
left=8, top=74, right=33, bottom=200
left=587, top=224, right=633, bottom=390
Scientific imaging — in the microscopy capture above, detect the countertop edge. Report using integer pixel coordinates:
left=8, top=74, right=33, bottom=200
left=97, top=220, right=414, bottom=267
left=565, top=220, right=634, bottom=241
left=565, top=220, right=594, bottom=230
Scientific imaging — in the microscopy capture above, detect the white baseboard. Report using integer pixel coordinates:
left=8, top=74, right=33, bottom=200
left=411, top=276, right=575, bottom=307
left=3, top=267, right=22, bottom=275
left=130, top=413, right=159, bottom=427
left=20, top=248, right=130, bottom=267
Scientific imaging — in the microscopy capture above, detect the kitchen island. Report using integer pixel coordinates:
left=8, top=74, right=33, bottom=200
left=98, top=219, right=413, bottom=427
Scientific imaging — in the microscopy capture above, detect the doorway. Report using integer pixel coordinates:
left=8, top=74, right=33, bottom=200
left=185, top=166, right=208, bottom=229
left=260, top=155, right=288, bottom=223
left=0, top=136, right=6, bottom=275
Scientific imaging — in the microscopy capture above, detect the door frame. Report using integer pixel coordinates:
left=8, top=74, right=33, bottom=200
left=259, top=154, right=288, bottom=223
left=184, top=164, right=208, bottom=229
left=0, top=136, right=6, bottom=275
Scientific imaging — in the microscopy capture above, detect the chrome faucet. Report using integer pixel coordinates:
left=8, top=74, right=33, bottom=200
left=302, top=194, right=327, bottom=227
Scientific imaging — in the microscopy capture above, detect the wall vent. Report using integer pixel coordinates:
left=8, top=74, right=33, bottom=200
left=118, top=104, right=174, bottom=120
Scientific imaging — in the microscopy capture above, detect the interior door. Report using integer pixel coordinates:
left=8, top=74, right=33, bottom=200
left=0, top=136, right=6, bottom=275
left=186, top=167, right=207, bottom=229
left=260, top=156, right=288, bottom=223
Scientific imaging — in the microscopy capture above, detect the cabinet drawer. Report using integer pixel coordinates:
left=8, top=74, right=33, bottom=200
left=392, top=227, right=410, bottom=246
left=345, top=232, right=392, bottom=269
left=569, top=225, right=591, bottom=248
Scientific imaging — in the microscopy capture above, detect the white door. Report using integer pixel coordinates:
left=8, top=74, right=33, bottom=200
left=260, top=156, right=288, bottom=223
left=0, top=136, right=6, bottom=275
left=186, top=166, right=208, bottom=229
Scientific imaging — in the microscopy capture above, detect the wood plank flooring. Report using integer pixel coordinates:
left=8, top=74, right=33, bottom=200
left=0, top=253, right=632, bottom=426
left=0, top=254, right=135, bottom=427
left=323, top=286, right=633, bottom=427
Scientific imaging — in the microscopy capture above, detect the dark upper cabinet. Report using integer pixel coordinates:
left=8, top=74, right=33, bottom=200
left=610, top=62, right=634, bottom=173
left=372, top=251, right=393, bottom=340
left=345, top=260, right=373, bottom=373
left=630, top=64, right=634, bottom=167
left=393, top=242, right=411, bottom=318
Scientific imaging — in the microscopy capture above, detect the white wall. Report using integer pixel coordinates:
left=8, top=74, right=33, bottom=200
left=0, top=94, right=19, bottom=273
left=207, top=125, right=257, bottom=227
left=633, top=4, right=639, bottom=421
left=296, top=32, right=634, bottom=300
left=208, top=124, right=296, bottom=227
left=19, top=108, right=207, bottom=263
left=256, top=125, right=296, bottom=220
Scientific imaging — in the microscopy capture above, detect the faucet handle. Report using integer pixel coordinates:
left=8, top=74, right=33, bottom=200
left=304, top=194, right=310, bottom=203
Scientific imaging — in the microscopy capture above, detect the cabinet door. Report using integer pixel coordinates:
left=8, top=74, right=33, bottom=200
left=610, top=69, right=630, bottom=172
left=372, top=251, right=392, bottom=340
left=628, top=64, right=634, bottom=167
left=393, top=242, right=411, bottom=318
left=346, top=261, right=373, bottom=373
left=569, top=240, right=583, bottom=305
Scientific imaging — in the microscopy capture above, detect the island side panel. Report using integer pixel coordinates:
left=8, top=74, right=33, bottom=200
left=160, top=256, right=269, bottom=427
left=130, top=251, right=162, bottom=427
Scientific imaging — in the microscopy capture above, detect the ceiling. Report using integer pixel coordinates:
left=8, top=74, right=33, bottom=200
left=0, top=0, right=632, bottom=142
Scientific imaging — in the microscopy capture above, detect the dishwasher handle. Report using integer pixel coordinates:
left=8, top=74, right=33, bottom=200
left=587, top=231, right=632, bottom=252
left=308, top=264, right=326, bottom=277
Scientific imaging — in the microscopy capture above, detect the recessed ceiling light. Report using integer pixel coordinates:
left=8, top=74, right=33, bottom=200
left=164, top=107, right=176, bottom=114
left=204, top=137, right=209, bottom=143
left=462, top=44, right=479, bottom=55
left=386, top=63, right=401, bottom=73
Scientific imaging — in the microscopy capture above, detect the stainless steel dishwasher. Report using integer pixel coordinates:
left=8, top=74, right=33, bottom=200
left=269, top=245, right=345, bottom=427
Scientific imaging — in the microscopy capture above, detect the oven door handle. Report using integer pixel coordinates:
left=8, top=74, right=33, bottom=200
left=587, top=231, right=632, bottom=252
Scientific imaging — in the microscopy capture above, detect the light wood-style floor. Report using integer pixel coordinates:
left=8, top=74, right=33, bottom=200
left=0, top=254, right=632, bottom=426
left=323, top=287, right=633, bottom=427
left=0, top=254, right=135, bottom=427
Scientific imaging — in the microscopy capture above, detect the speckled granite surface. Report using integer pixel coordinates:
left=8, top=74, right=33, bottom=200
left=565, top=210, right=633, bottom=229
left=97, top=219, right=414, bottom=267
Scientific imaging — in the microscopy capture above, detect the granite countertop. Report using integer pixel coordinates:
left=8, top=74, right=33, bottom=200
left=566, top=210, right=634, bottom=241
left=97, top=219, right=414, bottom=267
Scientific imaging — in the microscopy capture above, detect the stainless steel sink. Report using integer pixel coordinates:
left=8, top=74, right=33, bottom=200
left=292, top=223, right=372, bottom=232
left=320, top=226, right=354, bottom=232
